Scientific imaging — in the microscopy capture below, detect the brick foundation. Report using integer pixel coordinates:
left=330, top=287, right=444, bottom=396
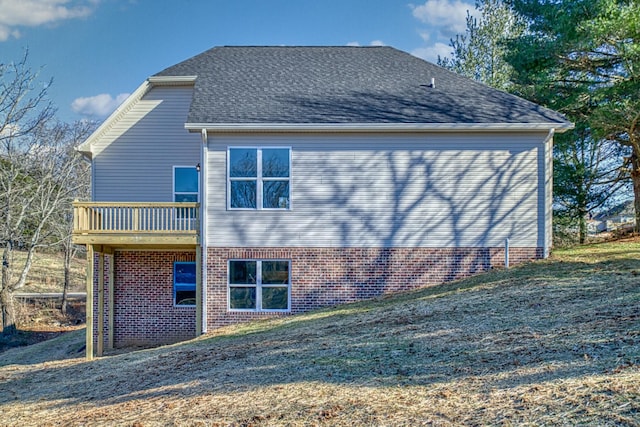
left=206, top=246, right=542, bottom=329
left=94, top=250, right=197, bottom=348
left=94, top=246, right=541, bottom=348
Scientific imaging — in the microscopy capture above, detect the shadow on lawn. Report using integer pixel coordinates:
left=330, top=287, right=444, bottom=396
left=1, top=257, right=639, bottom=411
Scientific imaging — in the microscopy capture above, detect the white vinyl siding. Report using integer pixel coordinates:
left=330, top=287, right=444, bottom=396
left=206, top=133, right=549, bottom=249
left=91, top=86, right=201, bottom=202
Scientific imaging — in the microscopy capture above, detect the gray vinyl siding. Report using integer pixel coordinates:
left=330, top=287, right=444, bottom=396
left=206, top=133, right=550, bottom=248
left=92, top=86, right=200, bottom=202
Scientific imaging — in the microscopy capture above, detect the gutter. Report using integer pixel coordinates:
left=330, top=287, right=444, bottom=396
left=185, top=122, right=575, bottom=134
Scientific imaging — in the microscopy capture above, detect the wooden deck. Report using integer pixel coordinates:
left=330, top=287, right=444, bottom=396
left=72, top=201, right=203, bottom=359
left=72, top=201, right=200, bottom=248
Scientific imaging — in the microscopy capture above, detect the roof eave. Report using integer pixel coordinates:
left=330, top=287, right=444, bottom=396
left=185, top=122, right=575, bottom=133
left=148, top=75, right=197, bottom=85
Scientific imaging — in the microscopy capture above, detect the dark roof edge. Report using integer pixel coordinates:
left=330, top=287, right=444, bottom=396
left=186, top=122, right=574, bottom=133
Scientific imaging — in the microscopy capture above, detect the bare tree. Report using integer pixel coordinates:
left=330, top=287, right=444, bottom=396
left=52, top=121, right=94, bottom=315
left=0, top=50, right=99, bottom=334
left=0, top=52, right=56, bottom=335
left=0, top=118, right=95, bottom=334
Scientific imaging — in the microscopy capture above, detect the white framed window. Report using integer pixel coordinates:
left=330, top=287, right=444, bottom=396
left=174, top=262, right=196, bottom=306
left=227, top=147, right=290, bottom=210
left=228, top=260, right=291, bottom=312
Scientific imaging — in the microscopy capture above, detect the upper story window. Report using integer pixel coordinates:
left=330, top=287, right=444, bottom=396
left=174, top=166, right=199, bottom=219
left=174, top=166, right=199, bottom=203
left=228, top=148, right=290, bottom=210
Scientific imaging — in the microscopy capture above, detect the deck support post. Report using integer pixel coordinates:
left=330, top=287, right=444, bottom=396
left=108, top=251, right=115, bottom=350
left=97, top=252, right=105, bottom=357
left=85, top=245, right=94, bottom=361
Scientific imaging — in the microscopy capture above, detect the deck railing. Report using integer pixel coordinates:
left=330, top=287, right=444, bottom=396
left=73, top=201, right=200, bottom=235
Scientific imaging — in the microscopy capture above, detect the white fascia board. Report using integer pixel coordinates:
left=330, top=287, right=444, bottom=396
left=147, top=75, right=197, bottom=85
left=76, top=76, right=197, bottom=159
left=185, top=122, right=575, bottom=133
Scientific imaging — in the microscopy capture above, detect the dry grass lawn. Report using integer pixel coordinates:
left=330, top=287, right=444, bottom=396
left=13, top=250, right=86, bottom=294
left=0, top=240, right=639, bottom=426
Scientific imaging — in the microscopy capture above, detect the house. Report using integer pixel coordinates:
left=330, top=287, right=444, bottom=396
left=73, top=46, right=573, bottom=358
left=592, top=200, right=636, bottom=234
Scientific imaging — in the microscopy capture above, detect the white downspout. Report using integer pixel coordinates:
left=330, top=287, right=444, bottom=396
left=544, top=128, right=555, bottom=258
left=200, top=128, right=208, bottom=333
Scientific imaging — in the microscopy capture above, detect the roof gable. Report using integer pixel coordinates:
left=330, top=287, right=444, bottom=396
left=154, top=46, right=570, bottom=127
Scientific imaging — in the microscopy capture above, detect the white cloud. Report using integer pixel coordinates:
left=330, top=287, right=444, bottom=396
left=346, top=40, right=386, bottom=47
left=411, top=42, right=452, bottom=63
left=418, top=31, right=430, bottom=43
left=409, top=0, right=476, bottom=65
left=410, top=0, right=473, bottom=37
left=0, top=123, right=20, bottom=138
left=0, top=0, right=97, bottom=41
left=71, top=92, right=129, bottom=117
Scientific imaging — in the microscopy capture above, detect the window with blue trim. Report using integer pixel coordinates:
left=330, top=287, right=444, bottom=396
left=174, top=262, right=196, bottom=306
left=174, top=166, right=199, bottom=219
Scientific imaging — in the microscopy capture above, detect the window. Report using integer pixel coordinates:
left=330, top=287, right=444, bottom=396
left=228, top=260, right=290, bottom=311
left=228, top=148, right=290, bottom=210
left=174, top=166, right=199, bottom=219
left=174, top=166, right=199, bottom=202
left=174, top=262, right=196, bottom=306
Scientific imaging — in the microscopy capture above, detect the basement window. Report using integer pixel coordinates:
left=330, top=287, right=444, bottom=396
left=228, top=260, right=290, bottom=311
left=174, top=262, right=196, bottom=306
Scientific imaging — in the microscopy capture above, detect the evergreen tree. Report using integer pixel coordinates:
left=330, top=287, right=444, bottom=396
left=507, top=0, right=640, bottom=232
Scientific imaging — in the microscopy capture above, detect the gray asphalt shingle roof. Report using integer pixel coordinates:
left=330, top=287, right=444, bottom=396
left=154, top=46, right=569, bottom=126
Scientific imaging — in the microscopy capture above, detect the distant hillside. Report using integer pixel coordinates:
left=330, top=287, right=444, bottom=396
left=0, top=240, right=638, bottom=426
left=595, top=199, right=635, bottom=220
left=13, top=250, right=85, bottom=294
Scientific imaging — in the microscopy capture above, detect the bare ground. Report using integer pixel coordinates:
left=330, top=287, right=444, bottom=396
left=0, top=240, right=639, bottom=426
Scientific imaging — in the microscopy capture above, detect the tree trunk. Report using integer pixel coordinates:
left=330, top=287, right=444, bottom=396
left=579, top=214, right=587, bottom=244
left=632, top=150, right=640, bottom=234
left=1, top=244, right=17, bottom=335
left=0, top=287, right=17, bottom=336
left=61, top=242, right=72, bottom=316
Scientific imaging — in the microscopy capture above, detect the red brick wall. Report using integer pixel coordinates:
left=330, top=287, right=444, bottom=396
left=94, top=250, right=197, bottom=348
left=206, top=246, right=542, bottom=329
left=94, top=246, right=540, bottom=348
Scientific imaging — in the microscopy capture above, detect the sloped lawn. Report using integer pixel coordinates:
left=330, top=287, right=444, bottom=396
left=0, top=240, right=638, bottom=426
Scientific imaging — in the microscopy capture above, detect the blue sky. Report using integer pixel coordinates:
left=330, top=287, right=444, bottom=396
left=1, top=0, right=477, bottom=122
